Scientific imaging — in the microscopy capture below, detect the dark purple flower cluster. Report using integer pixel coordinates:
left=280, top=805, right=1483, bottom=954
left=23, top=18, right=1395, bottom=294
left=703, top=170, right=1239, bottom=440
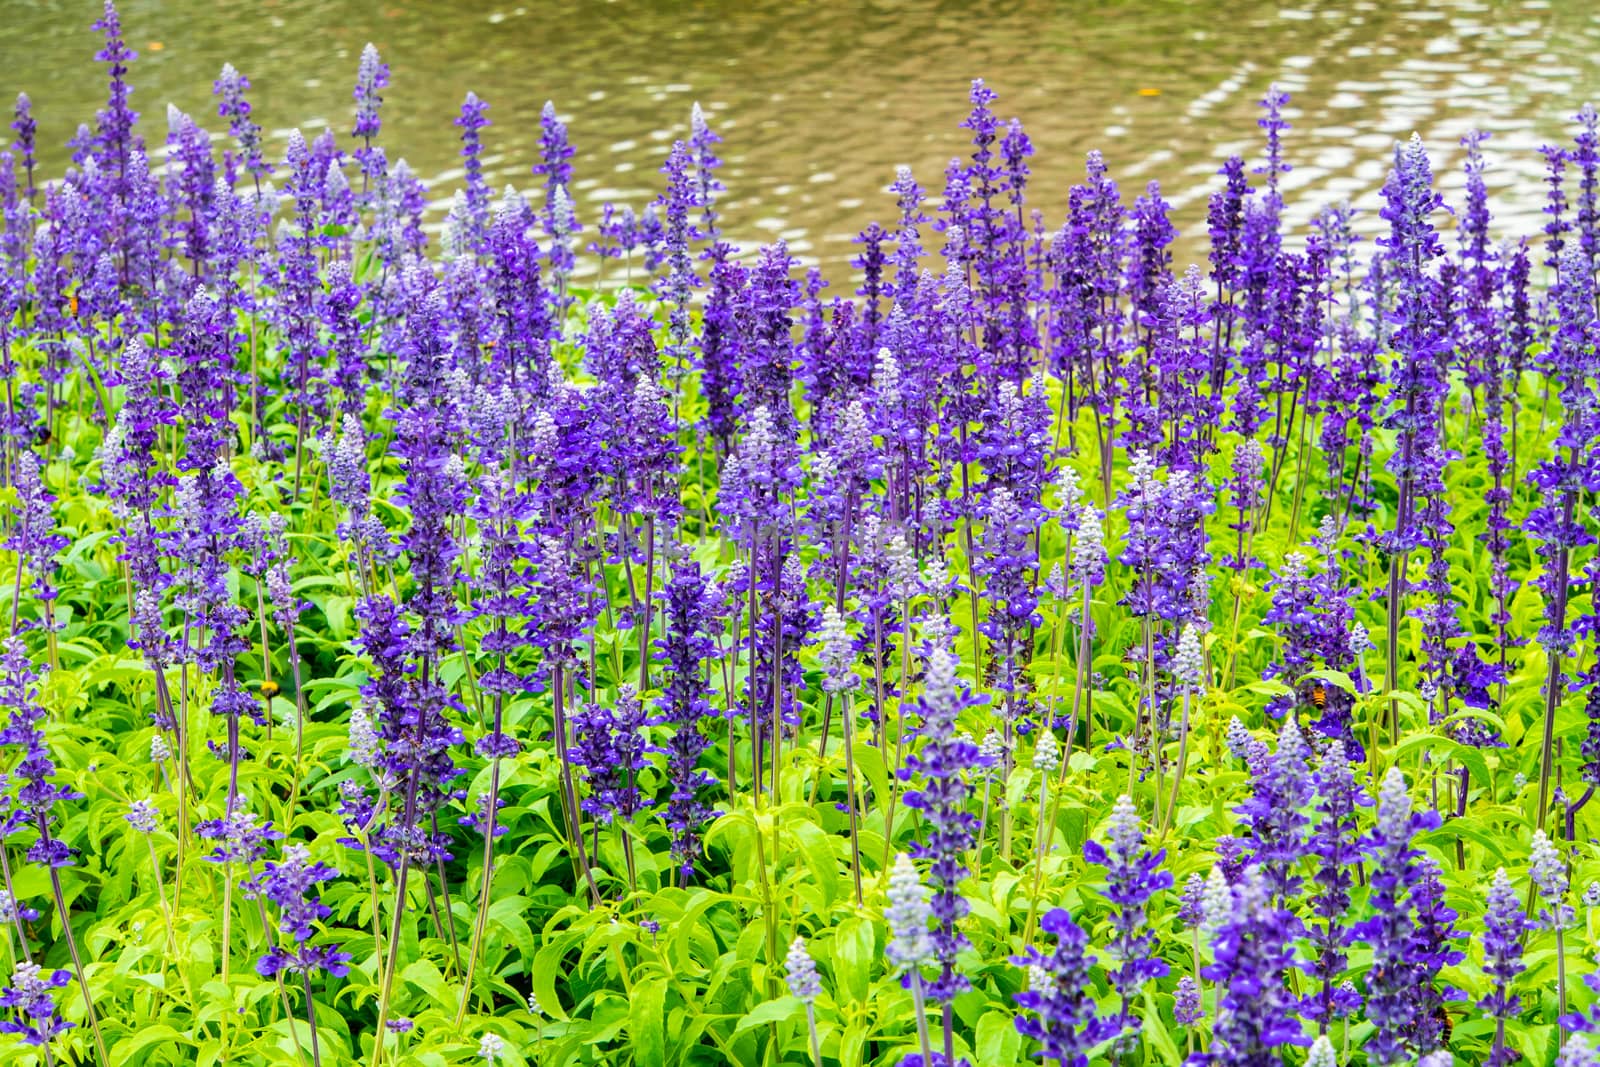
left=651, top=557, right=721, bottom=880
left=570, top=684, right=649, bottom=824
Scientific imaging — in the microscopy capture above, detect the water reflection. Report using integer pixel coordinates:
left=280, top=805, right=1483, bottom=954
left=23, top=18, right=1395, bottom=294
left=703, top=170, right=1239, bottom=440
left=3, top=0, right=1596, bottom=269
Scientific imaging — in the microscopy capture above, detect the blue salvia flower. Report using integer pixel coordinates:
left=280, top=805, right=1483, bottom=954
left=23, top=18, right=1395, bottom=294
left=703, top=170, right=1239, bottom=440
left=11, top=93, right=35, bottom=202
left=1531, top=829, right=1574, bottom=929
left=246, top=844, right=351, bottom=980
left=569, top=684, right=648, bottom=824
left=1234, top=716, right=1313, bottom=899
left=1560, top=1037, right=1600, bottom=1067
left=884, top=851, right=934, bottom=972
left=901, top=644, right=991, bottom=1004
left=212, top=62, right=267, bottom=184
left=91, top=0, right=140, bottom=203
left=1174, top=975, right=1203, bottom=1025
left=0, top=963, right=73, bottom=1049
left=6, top=451, right=68, bottom=634
left=1013, top=908, right=1121, bottom=1066
left=352, top=42, right=389, bottom=178
left=1302, top=741, right=1366, bottom=1029
left=1480, top=867, right=1526, bottom=1067
left=454, top=92, right=492, bottom=255
left=1347, top=767, right=1439, bottom=1065
left=688, top=102, right=723, bottom=238
left=1083, top=794, right=1172, bottom=1040
left=1195, top=868, right=1310, bottom=1065
left=1406, top=854, right=1465, bottom=1053
left=534, top=100, right=577, bottom=279
left=0, top=634, right=81, bottom=870
left=651, top=555, right=720, bottom=881
left=785, top=936, right=822, bottom=1003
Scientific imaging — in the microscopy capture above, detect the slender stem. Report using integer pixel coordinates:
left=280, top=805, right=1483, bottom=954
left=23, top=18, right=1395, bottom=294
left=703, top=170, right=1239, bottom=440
left=909, top=971, right=934, bottom=1066
left=1160, top=691, right=1194, bottom=837
left=369, top=777, right=419, bottom=1067
left=301, top=971, right=323, bottom=1067
left=456, top=749, right=505, bottom=1027
left=553, top=664, right=601, bottom=904
left=144, top=837, right=176, bottom=954
left=46, top=859, right=109, bottom=1067
left=840, top=690, right=863, bottom=905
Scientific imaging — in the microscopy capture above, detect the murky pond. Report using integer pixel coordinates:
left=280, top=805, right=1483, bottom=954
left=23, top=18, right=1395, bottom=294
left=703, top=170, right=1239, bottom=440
left=3, top=0, right=1598, bottom=268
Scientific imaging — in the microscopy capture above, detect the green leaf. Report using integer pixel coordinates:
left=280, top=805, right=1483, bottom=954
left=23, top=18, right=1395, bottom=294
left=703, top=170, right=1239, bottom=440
left=111, top=1023, right=186, bottom=1062
left=530, top=941, right=570, bottom=1021
left=789, top=817, right=839, bottom=910
left=976, top=1009, right=1022, bottom=1066
left=830, top=916, right=874, bottom=1005
left=1142, top=989, right=1183, bottom=1066
left=631, top=975, right=668, bottom=1067
left=734, top=994, right=801, bottom=1034
left=838, top=1020, right=869, bottom=1067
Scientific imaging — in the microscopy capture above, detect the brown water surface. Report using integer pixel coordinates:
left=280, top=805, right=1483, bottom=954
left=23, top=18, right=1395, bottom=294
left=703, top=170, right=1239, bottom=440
left=3, top=0, right=1598, bottom=268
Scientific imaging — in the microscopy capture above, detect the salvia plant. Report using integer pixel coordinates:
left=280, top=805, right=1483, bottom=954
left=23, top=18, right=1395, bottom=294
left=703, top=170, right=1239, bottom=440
left=1, top=7, right=1600, bottom=1066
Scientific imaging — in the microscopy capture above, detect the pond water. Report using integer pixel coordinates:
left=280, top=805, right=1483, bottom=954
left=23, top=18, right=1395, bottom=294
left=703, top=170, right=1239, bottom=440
left=3, top=0, right=1598, bottom=270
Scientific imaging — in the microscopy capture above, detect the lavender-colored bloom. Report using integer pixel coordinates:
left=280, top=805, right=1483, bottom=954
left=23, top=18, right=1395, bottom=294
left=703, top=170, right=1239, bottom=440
left=688, top=101, right=724, bottom=237
left=11, top=95, right=34, bottom=203
left=1174, top=975, right=1204, bottom=1025
left=91, top=0, right=140, bottom=196
left=454, top=92, right=491, bottom=254
left=785, top=936, right=822, bottom=1003
left=1071, top=505, right=1106, bottom=590
left=570, top=685, right=648, bottom=824
left=0, top=639, right=82, bottom=870
left=1302, top=742, right=1366, bottom=1028
left=1531, top=829, right=1574, bottom=929
left=816, top=603, right=860, bottom=695
left=1256, top=84, right=1292, bottom=208
left=884, top=852, right=934, bottom=971
left=1560, top=1037, right=1600, bottom=1067
left=1575, top=104, right=1600, bottom=269
left=352, top=44, right=388, bottom=145
left=533, top=100, right=578, bottom=278
left=1407, top=854, right=1466, bottom=1053
left=1178, top=872, right=1207, bottom=927
left=656, top=140, right=698, bottom=376
left=126, top=799, right=159, bottom=834
left=1235, top=717, right=1313, bottom=899
left=1378, top=134, right=1448, bottom=568
left=1348, top=768, right=1441, bottom=1065
left=213, top=63, right=267, bottom=183
left=6, top=451, right=68, bottom=632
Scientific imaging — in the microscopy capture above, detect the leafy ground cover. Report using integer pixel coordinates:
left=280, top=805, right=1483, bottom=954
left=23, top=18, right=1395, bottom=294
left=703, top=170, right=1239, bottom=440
left=2, top=3, right=1600, bottom=1066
